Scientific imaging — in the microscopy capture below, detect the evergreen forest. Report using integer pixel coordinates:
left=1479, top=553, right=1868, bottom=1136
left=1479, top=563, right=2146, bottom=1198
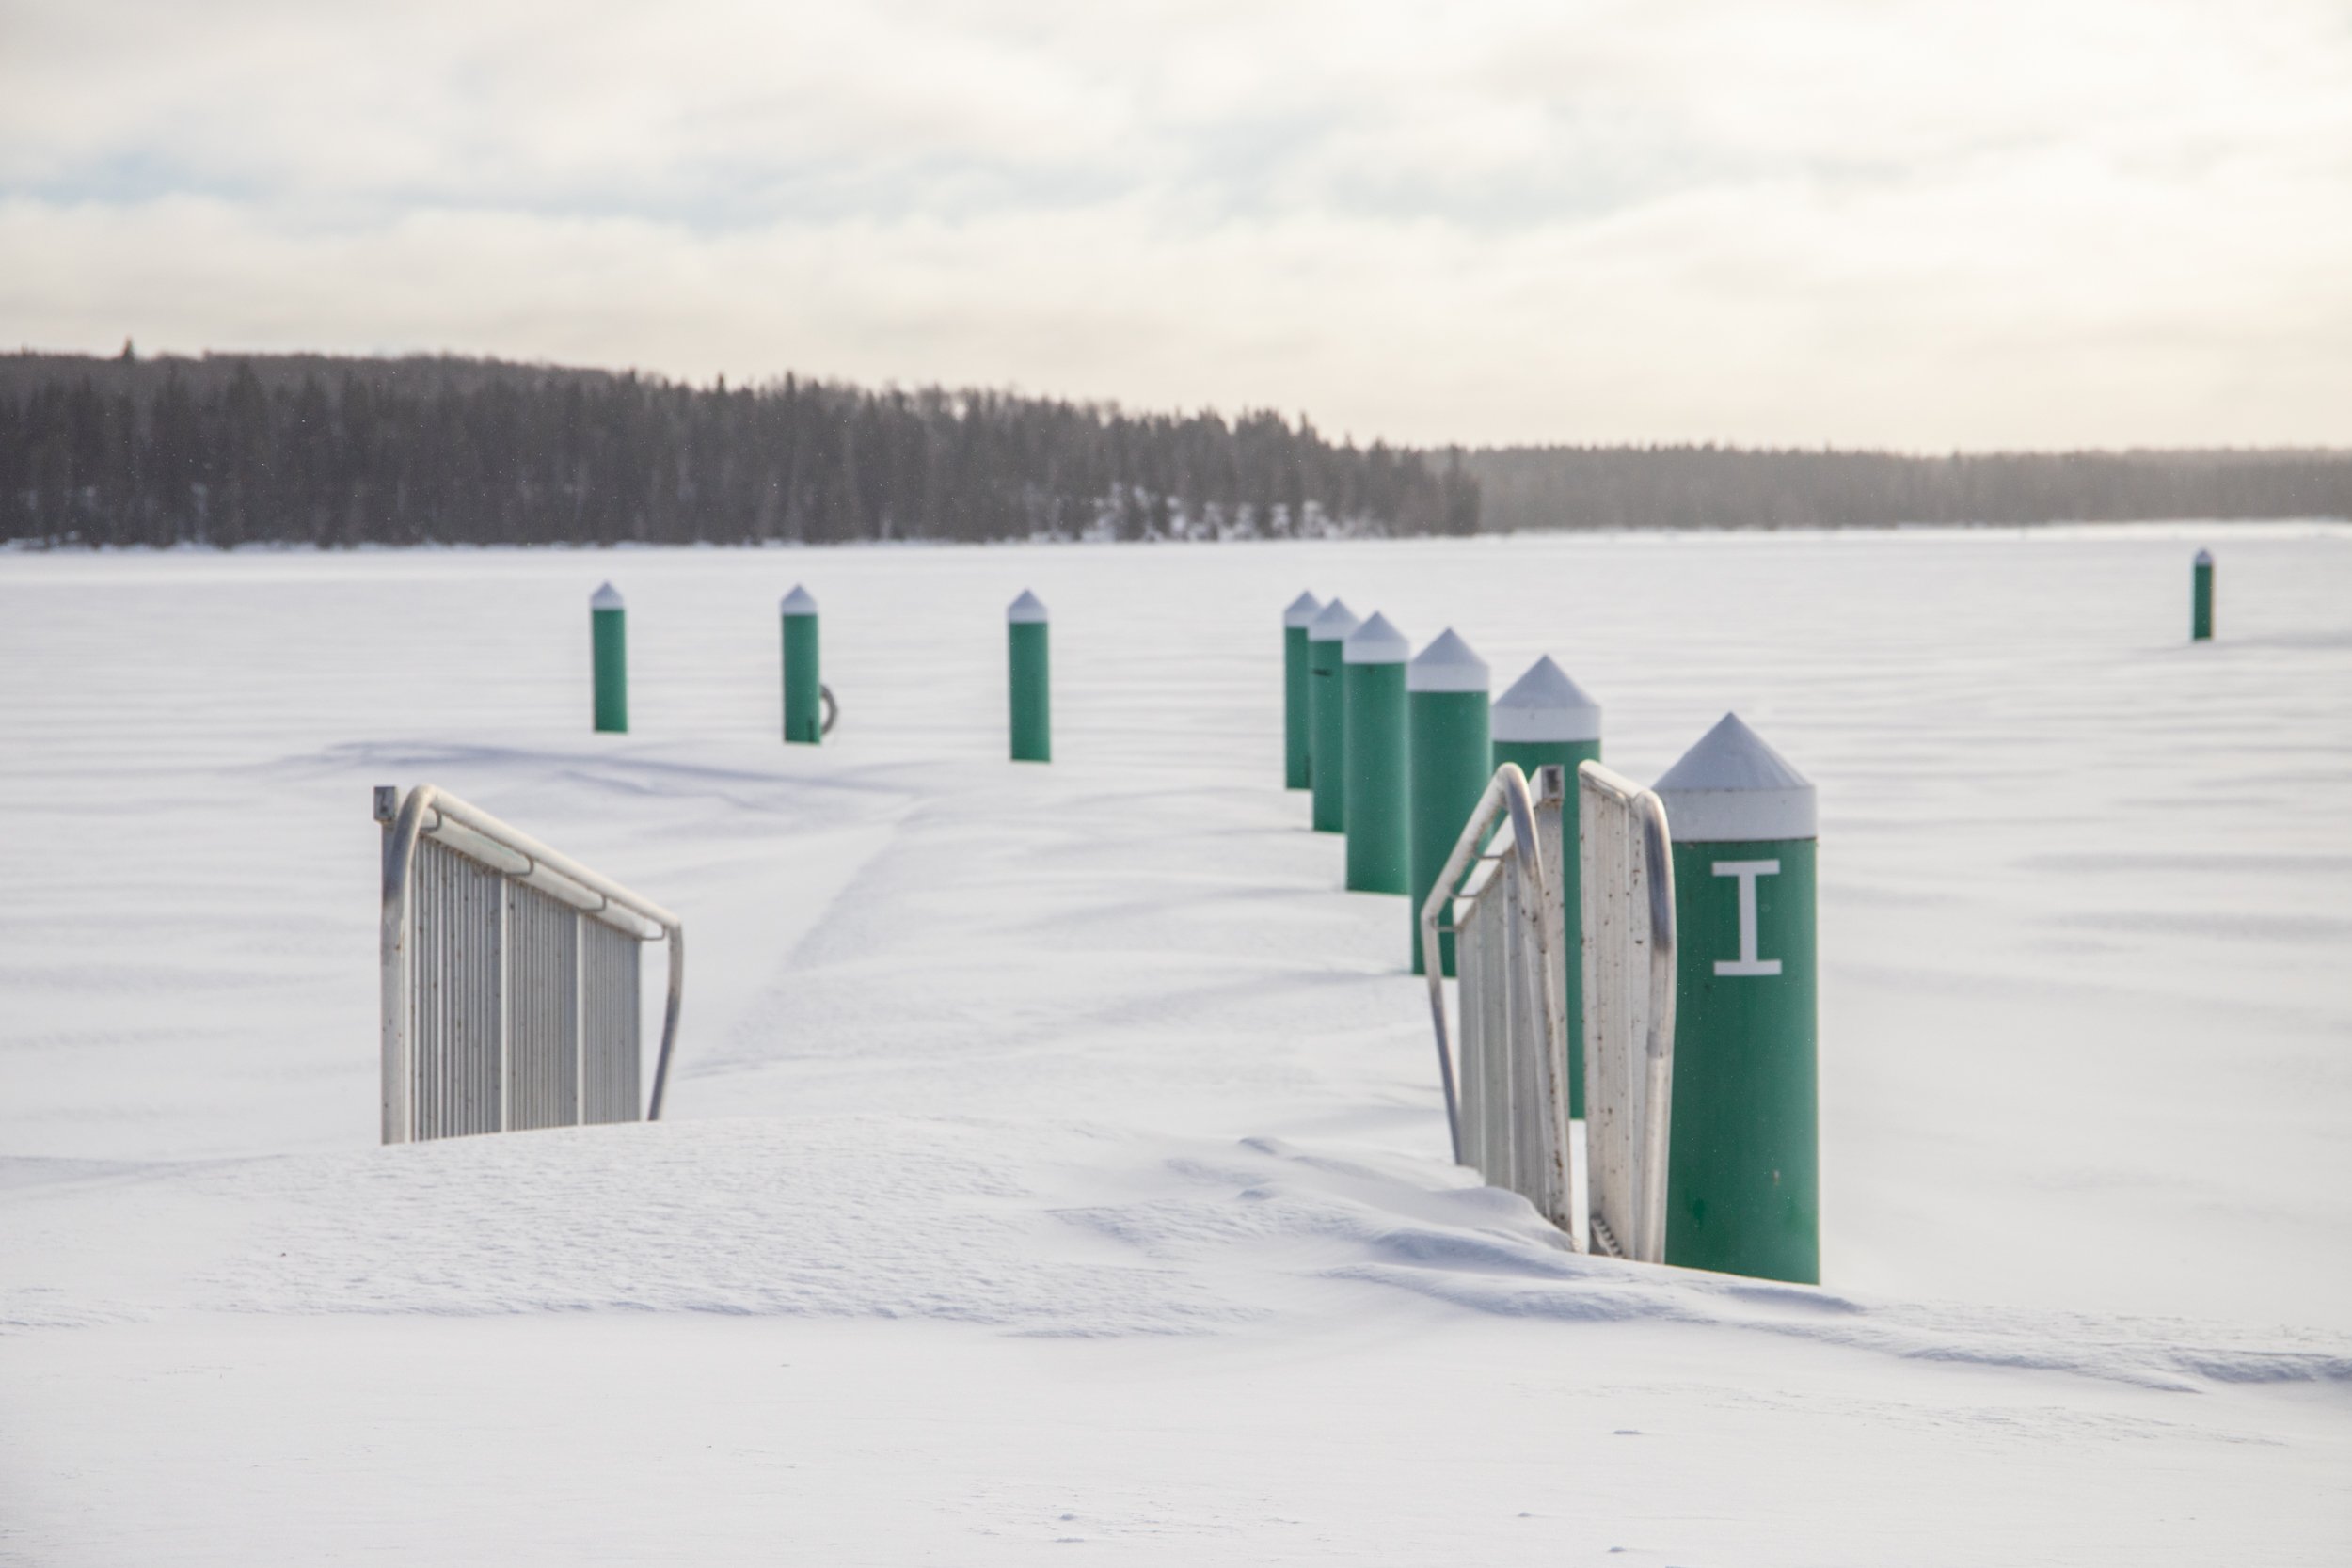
left=4, top=349, right=2344, bottom=547
left=1462, top=443, right=2352, bottom=531
left=0, top=351, right=1474, bottom=548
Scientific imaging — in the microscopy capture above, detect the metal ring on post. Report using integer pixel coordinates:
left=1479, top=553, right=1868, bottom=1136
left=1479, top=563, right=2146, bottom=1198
left=819, top=684, right=839, bottom=736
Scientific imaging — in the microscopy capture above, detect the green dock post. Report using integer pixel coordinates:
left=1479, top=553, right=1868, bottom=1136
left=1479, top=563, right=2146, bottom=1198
left=781, top=584, right=822, bottom=744
left=2192, top=548, right=2214, bottom=641
left=1283, top=592, right=1322, bottom=789
left=591, top=581, right=628, bottom=734
left=1009, top=590, right=1051, bottom=762
left=1655, top=713, right=1819, bottom=1285
left=1491, top=657, right=1602, bottom=1114
left=1343, top=612, right=1410, bottom=894
left=1306, top=599, right=1359, bottom=832
left=1407, top=629, right=1489, bottom=975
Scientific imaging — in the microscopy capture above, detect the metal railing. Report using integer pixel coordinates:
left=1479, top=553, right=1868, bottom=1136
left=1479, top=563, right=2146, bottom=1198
left=1421, top=761, right=1679, bottom=1260
left=1420, top=763, right=1577, bottom=1236
left=375, top=784, right=684, bottom=1144
left=1577, top=761, right=1677, bottom=1262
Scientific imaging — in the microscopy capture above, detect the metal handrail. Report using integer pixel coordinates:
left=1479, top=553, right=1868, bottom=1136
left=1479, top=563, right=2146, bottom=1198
left=378, top=784, right=685, bottom=1141
left=1418, top=763, right=1565, bottom=1170
left=1576, top=761, right=1677, bottom=1265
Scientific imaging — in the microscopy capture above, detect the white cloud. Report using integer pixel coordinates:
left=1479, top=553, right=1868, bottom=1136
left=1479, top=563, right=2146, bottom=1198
left=3, top=0, right=2348, bottom=447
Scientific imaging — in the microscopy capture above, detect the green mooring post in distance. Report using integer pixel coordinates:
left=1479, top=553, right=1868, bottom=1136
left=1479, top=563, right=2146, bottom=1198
left=1407, top=629, right=1489, bottom=976
left=591, top=581, right=628, bottom=734
left=2193, top=548, right=2215, bottom=641
left=1306, top=599, right=1359, bottom=832
left=1282, top=592, right=1323, bottom=789
left=1343, top=612, right=1411, bottom=894
left=780, top=584, right=822, bottom=744
left=1491, top=657, right=1601, bottom=1114
left=1655, top=712, right=1819, bottom=1285
left=1008, top=589, right=1051, bottom=762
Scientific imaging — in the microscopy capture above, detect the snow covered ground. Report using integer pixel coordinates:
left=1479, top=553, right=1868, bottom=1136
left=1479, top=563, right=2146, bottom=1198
left=3, top=526, right=2349, bottom=1563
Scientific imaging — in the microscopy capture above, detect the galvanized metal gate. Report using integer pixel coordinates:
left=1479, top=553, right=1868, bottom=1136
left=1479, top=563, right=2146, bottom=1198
left=375, top=784, right=683, bottom=1144
left=1420, top=764, right=1577, bottom=1235
left=1576, top=761, right=1677, bottom=1263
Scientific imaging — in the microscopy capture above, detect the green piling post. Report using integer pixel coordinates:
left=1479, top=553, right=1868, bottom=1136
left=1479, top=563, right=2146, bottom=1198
left=591, top=581, right=628, bottom=734
left=1491, top=657, right=1602, bottom=1114
left=2192, top=548, right=2214, bottom=641
left=1009, top=589, right=1051, bottom=762
left=1656, top=713, right=1819, bottom=1285
left=1407, top=629, right=1489, bottom=976
left=1306, top=599, right=1359, bottom=832
left=780, top=584, right=821, bottom=744
left=1282, top=591, right=1322, bottom=789
left=1343, top=611, right=1410, bottom=894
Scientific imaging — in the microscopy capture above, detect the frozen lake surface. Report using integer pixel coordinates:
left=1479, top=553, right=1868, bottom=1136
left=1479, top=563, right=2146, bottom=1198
left=3, top=526, right=2349, bottom=1562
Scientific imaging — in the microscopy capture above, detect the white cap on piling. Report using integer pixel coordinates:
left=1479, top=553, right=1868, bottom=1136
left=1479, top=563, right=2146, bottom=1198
left=1343, top=611, right=1410, bottom=664
left=1491, top=657, right=1599, bottom=742
left=2195, top=548, right=2213, bottom=565
left=780, top=583, right=818, bottom=616
left=1655, top=712, right=1816, bottom=843
left=1407, top=628, right=1488, bottom=692
left=1283, top=591, right=1324, bottom=627
left=1308, top=598, right=1360, bottom=642
left=590, top=581, right=625, bottom=610
left=1008, top=589, right=1048, bottom=623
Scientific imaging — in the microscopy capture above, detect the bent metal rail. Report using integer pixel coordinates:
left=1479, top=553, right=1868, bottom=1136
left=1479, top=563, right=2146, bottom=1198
left=1421, top=761, right=1679, bottom=1261
left=1576, top=761, right=1677, bottom=1263
left=1419, top=763, right=1577, bottom=1237
left=375, top=784, right=683, bottom=1144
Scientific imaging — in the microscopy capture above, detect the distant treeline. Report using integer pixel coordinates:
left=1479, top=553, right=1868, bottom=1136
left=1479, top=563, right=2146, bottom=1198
left=6, top=349, right=2344, bottom=548
left=1463, top=444, right=2352, bottom=530
left=0, top=351, right=1478, bottom=547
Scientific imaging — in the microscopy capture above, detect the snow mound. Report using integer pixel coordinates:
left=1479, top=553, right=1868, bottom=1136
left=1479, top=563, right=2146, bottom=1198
left=18, top=1120, right=2344, bottom=1399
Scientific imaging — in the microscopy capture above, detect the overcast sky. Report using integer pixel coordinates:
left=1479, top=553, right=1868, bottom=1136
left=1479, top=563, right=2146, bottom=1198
left=4, top=0, right=2348, bottom=449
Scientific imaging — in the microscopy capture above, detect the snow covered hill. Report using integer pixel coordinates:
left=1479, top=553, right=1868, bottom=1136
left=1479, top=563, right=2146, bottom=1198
left=4, top=526, right=2348, bottom=1563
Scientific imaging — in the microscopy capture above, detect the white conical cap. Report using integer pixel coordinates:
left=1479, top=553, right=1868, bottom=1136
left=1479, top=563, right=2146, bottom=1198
left=779, top=583, right=818, bottom=616
left=1654, top=712, right=1816, bottom=842
left=1007, top=589, right=1048, bottom=623
left=1283, top=591, right=1324, bottom=627
left=1407, top=628, right=1488, bottom=692
left=1343, top=610, right=1410, bottom=664
left=590, top=581, right=625, bottom=610
left=2195, top=548, right=2213, bottom=566
left=1307, top=598, right=1360, bottom=642
left=1491, top=657, right=1599, bottom=742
